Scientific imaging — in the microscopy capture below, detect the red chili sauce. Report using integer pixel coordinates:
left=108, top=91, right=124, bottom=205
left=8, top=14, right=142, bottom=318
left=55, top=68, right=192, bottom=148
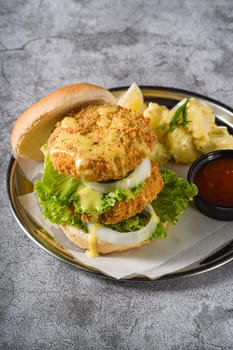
left=194, top=158, right=233, bottom=207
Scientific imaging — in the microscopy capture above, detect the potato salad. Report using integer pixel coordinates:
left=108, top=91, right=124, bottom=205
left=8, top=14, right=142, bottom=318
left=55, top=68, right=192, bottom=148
left=144, top=97, right=233, bottom=165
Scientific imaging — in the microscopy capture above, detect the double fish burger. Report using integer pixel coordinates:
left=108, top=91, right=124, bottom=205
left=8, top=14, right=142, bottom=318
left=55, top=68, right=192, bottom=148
left=11, top=83, right=197, bottom=257
left=46, top=103, right=163, bottom=257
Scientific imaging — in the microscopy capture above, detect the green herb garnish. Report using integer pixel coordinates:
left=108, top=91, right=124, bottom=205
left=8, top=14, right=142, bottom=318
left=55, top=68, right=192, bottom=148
left=168, top=98, right=189, bottom=132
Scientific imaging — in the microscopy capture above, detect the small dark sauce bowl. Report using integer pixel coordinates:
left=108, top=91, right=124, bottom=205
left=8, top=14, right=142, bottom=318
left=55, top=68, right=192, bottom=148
left=187, top=150, right=233, bottom=221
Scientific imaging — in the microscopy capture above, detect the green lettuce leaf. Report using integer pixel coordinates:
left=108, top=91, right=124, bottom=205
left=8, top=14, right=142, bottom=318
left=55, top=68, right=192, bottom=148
left=34, top=152, right=86, bottom=229
left=152, top=169, right=198, bottom=226
left=107, top=209, right=150, bottom=232
left=72, top=183, right=144, bottom=215
left=34, top=149, right=83, bottom=204
left=34, top=152, right=144, bottom=224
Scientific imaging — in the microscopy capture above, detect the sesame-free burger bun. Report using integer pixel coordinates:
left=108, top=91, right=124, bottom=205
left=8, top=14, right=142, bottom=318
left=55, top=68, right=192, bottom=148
left=11, top=83, right=116, bottom=160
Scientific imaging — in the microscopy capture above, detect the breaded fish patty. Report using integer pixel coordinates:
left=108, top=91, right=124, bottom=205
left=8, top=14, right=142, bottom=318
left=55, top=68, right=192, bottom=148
left=47, top=104, right=156, bottom=182
left=72, top=162, right=163, bottom=225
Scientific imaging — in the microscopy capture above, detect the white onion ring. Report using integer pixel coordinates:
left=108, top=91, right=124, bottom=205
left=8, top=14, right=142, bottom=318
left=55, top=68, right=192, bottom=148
left=84, top=158, right=151, bottom=193
left=88, top=205, right=158, bottom=245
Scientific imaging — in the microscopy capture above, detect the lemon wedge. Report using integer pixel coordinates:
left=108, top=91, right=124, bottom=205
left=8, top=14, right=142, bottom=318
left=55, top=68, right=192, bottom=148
left=117, top=82, right=144, bottom=113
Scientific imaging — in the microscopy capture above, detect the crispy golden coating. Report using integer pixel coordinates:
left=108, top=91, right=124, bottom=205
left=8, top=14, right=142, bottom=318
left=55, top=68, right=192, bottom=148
left=47, top=104, right=156, bottom=182
left=72, top=162, right=163, bottom=225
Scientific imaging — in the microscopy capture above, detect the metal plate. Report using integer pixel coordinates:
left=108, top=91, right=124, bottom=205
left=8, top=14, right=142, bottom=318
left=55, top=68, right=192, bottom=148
left=7, top=86, right=233, bottom=281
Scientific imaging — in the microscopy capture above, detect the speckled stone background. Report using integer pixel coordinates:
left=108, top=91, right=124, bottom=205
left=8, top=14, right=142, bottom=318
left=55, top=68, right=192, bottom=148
left=1, top=0, right=233, bottom=349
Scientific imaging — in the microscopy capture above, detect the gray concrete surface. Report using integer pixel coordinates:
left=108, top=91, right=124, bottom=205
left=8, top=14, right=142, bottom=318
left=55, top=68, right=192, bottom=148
left=1, top=0, right=233, bottom=349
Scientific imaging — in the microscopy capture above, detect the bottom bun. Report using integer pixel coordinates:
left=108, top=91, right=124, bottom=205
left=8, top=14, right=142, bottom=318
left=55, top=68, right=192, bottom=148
left=61, top=225, right=150, bottom=255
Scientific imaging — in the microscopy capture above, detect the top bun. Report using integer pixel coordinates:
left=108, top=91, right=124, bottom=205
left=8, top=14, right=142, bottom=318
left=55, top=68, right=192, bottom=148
left=11, top=83, right=116, bottom=160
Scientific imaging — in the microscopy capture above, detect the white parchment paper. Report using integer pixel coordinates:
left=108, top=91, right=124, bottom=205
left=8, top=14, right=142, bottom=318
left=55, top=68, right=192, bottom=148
left=17, top=160, right=233, bottom=280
